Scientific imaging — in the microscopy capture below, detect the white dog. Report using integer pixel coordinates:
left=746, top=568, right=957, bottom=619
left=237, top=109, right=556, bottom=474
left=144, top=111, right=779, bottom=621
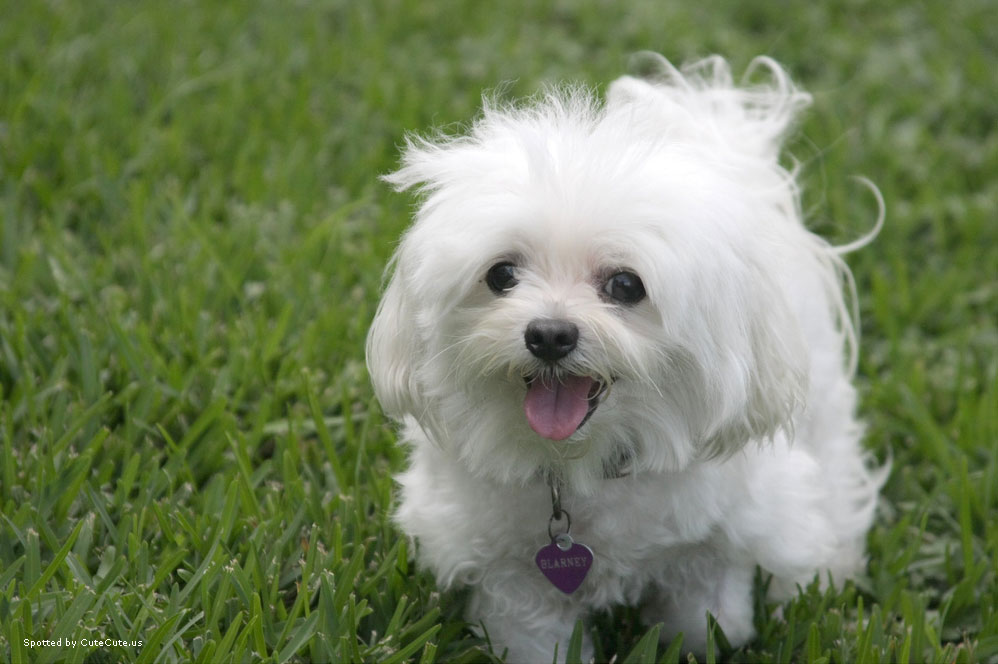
left=368, top=54, right=884, bottom=662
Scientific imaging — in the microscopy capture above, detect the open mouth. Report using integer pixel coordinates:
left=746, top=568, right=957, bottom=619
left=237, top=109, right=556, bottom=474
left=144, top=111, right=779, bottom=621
left=522, top=373, right=608, bottom=441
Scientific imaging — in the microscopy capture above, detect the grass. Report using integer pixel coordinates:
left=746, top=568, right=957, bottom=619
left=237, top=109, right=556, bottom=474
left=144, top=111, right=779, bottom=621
left=0, top=0, right=994, bottom=662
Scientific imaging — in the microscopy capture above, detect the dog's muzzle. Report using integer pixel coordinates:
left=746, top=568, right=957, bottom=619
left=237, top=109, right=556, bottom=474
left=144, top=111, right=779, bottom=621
left=521, top=318, right=606, bottom=441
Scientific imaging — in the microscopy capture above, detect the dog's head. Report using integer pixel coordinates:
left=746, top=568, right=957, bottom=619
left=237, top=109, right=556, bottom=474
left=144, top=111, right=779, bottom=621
left=369, top=57, right=827, bottom=491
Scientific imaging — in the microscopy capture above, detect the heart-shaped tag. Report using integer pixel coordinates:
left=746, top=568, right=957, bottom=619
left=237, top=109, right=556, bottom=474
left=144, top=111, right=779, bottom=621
left=535, top=534, right=593, bottom=594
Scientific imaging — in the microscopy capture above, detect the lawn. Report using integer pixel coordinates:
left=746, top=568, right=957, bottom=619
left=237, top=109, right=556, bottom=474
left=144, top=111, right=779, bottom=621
left=0, top=0, right=995, bottom=662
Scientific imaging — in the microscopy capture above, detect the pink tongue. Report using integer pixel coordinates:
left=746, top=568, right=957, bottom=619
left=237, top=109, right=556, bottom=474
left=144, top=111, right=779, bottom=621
left=524, top=375, right=595, bottom=440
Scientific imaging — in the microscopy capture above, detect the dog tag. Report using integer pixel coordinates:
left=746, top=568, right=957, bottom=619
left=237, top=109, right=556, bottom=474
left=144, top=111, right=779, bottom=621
left=535, top=533, right=593, bottom=594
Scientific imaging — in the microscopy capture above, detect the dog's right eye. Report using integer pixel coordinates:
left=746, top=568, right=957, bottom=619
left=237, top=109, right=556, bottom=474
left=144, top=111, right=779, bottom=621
left=485, top=262, right=518, bottom=294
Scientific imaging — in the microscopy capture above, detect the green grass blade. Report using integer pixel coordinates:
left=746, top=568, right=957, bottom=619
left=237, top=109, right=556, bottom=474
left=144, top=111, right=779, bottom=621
left=25, top=520, right=85, bottom=598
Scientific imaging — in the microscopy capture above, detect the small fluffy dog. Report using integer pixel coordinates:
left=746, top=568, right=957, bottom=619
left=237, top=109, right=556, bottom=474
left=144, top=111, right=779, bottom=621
left=368, top=54, right=884, bottom=662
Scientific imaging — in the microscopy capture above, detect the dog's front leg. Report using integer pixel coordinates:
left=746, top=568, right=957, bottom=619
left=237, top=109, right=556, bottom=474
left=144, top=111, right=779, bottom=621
left=641, top=554, right=756, bottom=656
left=467, top=576, right=590, bottom=664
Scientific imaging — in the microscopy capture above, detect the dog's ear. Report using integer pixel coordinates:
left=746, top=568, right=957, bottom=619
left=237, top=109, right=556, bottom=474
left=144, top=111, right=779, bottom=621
left=701, top=269, right=810, bottom=456
left=742, top=285, right=809, bottom=443
left=366, top=258, right=423, bottom=420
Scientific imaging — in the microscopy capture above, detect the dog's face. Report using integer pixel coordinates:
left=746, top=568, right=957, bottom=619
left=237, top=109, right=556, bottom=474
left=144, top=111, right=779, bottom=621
left=369, top=77, right=813, bottom=491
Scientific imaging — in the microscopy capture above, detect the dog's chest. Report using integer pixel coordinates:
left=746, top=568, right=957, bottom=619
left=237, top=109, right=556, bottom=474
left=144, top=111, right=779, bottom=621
left=495, top=476, right=723, bottom=593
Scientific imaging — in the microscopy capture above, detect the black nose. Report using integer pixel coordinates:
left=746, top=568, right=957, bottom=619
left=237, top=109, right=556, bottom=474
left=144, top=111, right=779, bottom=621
left=524, top=319, right=579, bottom=362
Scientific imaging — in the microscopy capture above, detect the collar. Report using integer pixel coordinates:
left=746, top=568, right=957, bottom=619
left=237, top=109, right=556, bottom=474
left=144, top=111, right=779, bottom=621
left=601, top=445, right=634, bottom=480
left=541, top=445, right=634, bottom=487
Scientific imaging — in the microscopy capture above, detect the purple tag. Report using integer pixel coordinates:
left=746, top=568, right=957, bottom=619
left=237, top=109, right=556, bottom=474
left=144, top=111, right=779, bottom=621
left=535, top=534, right=593, bottom=594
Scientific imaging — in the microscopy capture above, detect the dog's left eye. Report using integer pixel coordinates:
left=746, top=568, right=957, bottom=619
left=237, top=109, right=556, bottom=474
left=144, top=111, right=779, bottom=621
left=485, top=262, right=518, bottom=294
left=603, top=271, right=646, bottom=304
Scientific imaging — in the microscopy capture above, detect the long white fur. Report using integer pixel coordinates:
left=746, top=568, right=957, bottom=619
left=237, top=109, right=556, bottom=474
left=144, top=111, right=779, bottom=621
left=368, top=54, right=885, bottom=662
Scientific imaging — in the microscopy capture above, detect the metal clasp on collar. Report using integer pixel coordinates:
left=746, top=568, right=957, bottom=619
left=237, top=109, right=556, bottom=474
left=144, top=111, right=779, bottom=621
left=547, top=475, right=572, bottom=541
